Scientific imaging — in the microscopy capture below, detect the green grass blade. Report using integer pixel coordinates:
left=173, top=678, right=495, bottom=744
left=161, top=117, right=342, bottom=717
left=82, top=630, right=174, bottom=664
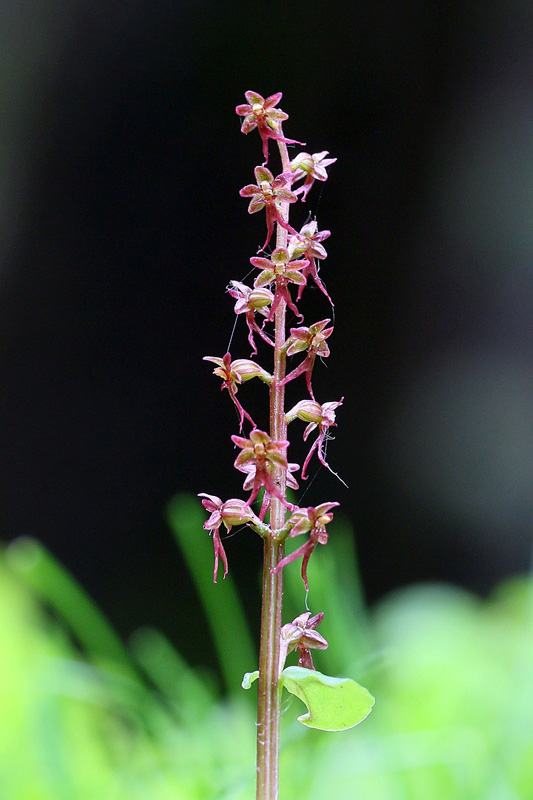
left=130, top=626, right=216, bottom=721
left=6, top=536, right=137, bottom=678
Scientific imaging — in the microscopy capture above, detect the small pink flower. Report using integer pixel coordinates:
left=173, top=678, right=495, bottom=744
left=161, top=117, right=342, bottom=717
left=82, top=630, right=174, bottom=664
left=239, top=166, right=298, bottom=251
left=227, top=280, right=274, bottom=355
left=273, top=503, right=339, bottom=590
left=250, top=247, right=308, bottom=321
left=235, top=91, right=304, bottom=164
left=198, top=494, right=257, bottom=582
left=286, top=398, right=344, bottom=479
left=280, top=319, right=334, bottom=399
left=288, top=221, right=332, bottom=304
left=289, top=151, right=337, bottom=202
left=203, top=353, right=271, bottom=431
left=231, top=429, right=290, bottom=506
left=279, top=611, right=328, bottom=671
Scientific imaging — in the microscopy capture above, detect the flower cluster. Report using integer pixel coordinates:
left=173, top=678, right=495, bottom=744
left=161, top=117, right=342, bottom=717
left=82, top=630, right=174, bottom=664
left=200, top=90, right=343, bottom=622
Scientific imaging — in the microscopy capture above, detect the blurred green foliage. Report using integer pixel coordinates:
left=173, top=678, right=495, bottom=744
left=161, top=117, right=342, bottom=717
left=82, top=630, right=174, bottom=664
left=1, top=493, right=532, bottom=799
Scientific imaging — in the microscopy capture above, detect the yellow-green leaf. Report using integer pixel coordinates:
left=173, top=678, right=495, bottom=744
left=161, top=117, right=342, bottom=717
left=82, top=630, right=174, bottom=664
left=280, top=666, right=374, bottom=731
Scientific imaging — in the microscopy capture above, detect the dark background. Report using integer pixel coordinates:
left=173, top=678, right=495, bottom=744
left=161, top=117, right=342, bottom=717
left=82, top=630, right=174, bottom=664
left=2, top=1, right=533, bottom=668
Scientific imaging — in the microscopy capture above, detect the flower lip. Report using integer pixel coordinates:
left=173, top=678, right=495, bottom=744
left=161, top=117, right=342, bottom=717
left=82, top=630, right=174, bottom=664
left=231, top=429, right=290, bottom=507
left=272, top=503, right=339, bottom=589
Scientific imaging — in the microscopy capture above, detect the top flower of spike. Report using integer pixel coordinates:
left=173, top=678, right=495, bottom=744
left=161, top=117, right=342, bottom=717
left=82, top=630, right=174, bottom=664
left=236, top=91, right=304, bottom=164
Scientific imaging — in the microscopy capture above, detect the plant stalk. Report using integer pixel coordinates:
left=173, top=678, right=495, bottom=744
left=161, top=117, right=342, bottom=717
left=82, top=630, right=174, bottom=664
left=256, top=138, right=292, bottom=800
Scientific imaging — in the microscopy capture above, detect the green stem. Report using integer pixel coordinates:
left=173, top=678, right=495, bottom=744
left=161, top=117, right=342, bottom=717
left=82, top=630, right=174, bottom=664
left=256, top=137, right=292, bottom=800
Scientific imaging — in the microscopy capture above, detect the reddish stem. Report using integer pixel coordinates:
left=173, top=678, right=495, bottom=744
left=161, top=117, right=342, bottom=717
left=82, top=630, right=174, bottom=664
left=256, top=136, right=292, bottom=800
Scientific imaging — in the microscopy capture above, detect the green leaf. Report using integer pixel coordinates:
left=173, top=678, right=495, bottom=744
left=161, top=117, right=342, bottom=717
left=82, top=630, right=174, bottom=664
left=241, top=670, right=259, bottom=690
left=280, top=666, right=374, bottom=731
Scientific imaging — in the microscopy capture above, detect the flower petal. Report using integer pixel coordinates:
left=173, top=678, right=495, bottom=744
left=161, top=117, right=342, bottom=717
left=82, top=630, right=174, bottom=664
left=250, top=256, right=274, bottom=270
left=266, top=108, right=288, bottom=121
left=254, top=165, right=274, bottom=184
left=248, top=197, right=265, bottom=213
left=239, top=184, right=262, bottom=197
left=245, top=90, right=265, bottom=105
left=240, top=118, right=257, bottom=134
left=198, top=492, right=222, bottom=509
left=263, top=91, right=283, bottom=109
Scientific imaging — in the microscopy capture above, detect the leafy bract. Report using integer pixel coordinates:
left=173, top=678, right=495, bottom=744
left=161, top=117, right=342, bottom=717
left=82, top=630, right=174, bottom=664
left=242, top=670, right=259, bottom=689
left=242, top=665, right=374, bottom=731
left=280, top=666, right=374, bottom=731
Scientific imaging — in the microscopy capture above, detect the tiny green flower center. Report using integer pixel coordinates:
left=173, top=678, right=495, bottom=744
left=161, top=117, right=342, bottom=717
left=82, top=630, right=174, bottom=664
left=253, top=443, right=266, bottom=457
left=260, top=181, right=272, bottom=196
left=300, top=157, right=315, bottom=172
left=252, top=103, right=264, bottom=115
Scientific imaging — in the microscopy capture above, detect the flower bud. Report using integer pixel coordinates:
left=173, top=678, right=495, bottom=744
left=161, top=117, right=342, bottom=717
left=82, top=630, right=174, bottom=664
left=248, top=287, right=274, bottom=309
left=220, top=499, right=254, bottom=528
left=286, top=399, right=323, bottom=425
left=231, top=359, right=272, bottom=384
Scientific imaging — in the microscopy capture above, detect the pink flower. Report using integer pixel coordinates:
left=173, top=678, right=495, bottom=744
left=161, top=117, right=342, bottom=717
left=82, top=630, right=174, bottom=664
left=273, top=503, right=339, bottom=590
left=286, top=398, right=344, bottom=479
left=250, top=247, right=308, bottom=321
left=288, top=221, right=333, bottom=304
left=239, top=166, right=298, bottom=251
left=235, top=91, right=304, bottom=164
left=227, top=280, right=274, bottom=355
left=231, top=429, right=290, bottom=506
left=279, top=611, right=328, bottom=671
left=198, top=494, right=257, bottom=582
left=203, top=353, right=271, bottom=431
left=289, top=151, right=337, bottom=202
left=280, top=319, right=334, bottom=399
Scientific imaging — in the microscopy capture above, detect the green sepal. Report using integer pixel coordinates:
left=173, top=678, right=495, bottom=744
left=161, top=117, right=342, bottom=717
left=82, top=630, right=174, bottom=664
left=280, top=666, right=374, bottom=731
left=241, top=670, right=259, bottom=690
